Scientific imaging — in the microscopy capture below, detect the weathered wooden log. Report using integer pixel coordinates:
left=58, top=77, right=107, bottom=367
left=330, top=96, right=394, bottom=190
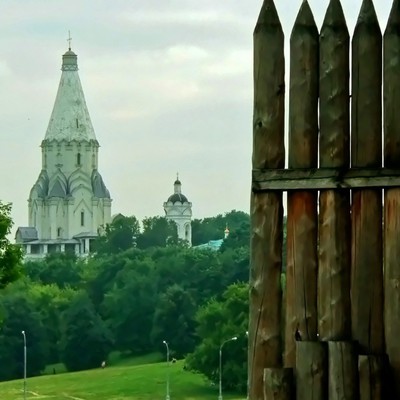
left=263, top=368, right=293, bottom=400
left=284, top=0, right=318, bottom=368
left=384, top=1, right=400, bottom=397
left=318, top=0, right=351, bottom=342
left=351, top=0, right=383, bottom=355
left=328, top=342, right=358, bottom=400
left=249, top=1, right=285, bottom=399
left=358, top=355, right=383, bottom=400
left=296, top=341, right=328, bottom=400
left=252, top=167, right=400, bottom=191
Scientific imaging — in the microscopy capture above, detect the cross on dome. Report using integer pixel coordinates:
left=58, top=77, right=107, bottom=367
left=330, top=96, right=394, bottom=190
left=67, top=31, right=72, bottom=51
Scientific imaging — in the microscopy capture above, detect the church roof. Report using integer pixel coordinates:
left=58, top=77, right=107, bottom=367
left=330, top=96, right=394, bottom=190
left=44, top=49, right=97, bottom=142
left=15, top=227, right=38, bottom=243
left=166, top=174, right=189, bottom=204
left=167, top=193, right=188, bottom=203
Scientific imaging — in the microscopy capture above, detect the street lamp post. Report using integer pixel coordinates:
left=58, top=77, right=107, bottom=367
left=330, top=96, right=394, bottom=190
left=218, top=336, right=237, bottom=400
left=162, top=340, right=170, bottom=400
left=246, top=331, right=249, bottom=400
left=21, top=330, right=27, bottom=400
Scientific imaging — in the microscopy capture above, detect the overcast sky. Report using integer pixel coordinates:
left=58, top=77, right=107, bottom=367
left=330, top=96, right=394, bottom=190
left=0, top=0, right=392, bottom=233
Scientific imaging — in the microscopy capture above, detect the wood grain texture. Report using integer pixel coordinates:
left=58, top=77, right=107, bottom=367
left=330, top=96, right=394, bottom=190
left=351, top=0, right=383, bottom=356
left=351, top=190, right=383, bottom=354
left=263, top=368, right=294, bottom=400
left=284, top=192, right=317, bottom=366
left=328, top=342, right=358, bottom=400
left=250, top=193, right=283, bottom=400
left=253, top=0, right=285, bottom=171
left=384, top=2, right=400, bottom=397
left=351, top=0, right=382, bottom=168
left=288, top=0, right=319, bottom=169
left=249, top=1, right=285, bottom=398
left=296, top=341, right=328, bottom=400
left=358, top=355, right=383, bottom=400
left=284, top=0, right=318, bottom=368
left=318, top=190, right=350, bottom=340
left=319, top=0, right=350, bottom=169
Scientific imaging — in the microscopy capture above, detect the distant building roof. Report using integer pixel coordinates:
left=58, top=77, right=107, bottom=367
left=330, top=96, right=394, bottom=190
left=193, top=239, right=224, bottom=251
left=15, top=227, right=38, bottom=243
left=73, top=231, right=98, bottom=239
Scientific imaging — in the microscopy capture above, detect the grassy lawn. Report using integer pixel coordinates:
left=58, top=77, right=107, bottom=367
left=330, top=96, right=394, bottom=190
left=0, top=360, right=244, bottom=400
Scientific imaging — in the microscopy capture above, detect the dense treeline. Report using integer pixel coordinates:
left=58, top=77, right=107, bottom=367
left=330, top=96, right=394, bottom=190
left=0, top=210, right=252, bottom=391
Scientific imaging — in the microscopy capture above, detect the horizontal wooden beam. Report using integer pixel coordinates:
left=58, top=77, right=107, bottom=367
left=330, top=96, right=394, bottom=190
left=252, top=168, right=400, bottom=191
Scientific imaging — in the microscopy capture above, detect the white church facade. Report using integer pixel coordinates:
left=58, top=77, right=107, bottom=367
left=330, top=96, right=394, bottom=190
left=15, top=47, right=112, bottom=258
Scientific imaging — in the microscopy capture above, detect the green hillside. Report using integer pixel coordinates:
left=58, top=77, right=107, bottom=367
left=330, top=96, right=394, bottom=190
left=0, top=360, right=243, bottom=400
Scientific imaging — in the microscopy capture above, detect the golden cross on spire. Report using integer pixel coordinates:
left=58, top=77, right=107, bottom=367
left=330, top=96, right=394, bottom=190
left=67, top=31, right=72, bottom=50
left=176, top=172, right=179, bottom=181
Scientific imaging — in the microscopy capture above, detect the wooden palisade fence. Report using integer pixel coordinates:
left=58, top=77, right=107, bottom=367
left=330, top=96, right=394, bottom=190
left=249, top=0, right=400, bottom=399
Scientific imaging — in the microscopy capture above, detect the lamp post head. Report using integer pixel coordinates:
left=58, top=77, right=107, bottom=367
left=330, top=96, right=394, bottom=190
left=232, top=336, right=238, bottom=341
left=246, top=331, right=248, bottom=336
left=21, top=330, right=25, bottom=335
left=163, top=340, right=167, bottom=344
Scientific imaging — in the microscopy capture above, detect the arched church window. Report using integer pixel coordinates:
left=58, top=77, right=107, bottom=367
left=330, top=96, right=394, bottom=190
left=185, top=224, right=190, bottom=239
left=92, top=153, right=96, bottom=168
left=57, top=227, right=62, bottom=238
left=80, top=211, right=85, bottom=226
left=77, top=153, right=81, bottom=166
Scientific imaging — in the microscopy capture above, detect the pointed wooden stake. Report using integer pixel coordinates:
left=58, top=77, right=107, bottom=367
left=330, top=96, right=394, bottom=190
left=351, top=0, right=383, bottom=356
left=318, top=0, right=351, bottom=345
left=384, top=5, right=400, bottom=396
left=250, top=0, right=285, bottom=399
left=284, top=0, right=319, bottom=368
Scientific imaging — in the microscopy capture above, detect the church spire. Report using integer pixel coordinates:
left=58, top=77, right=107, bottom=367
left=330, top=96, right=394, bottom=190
left=44, top=46, right=97, bottom=142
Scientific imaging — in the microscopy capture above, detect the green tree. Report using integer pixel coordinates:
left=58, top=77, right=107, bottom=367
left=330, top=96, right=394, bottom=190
left=29, top=282, right=77, bottom=364
left=92, top=214, right=140, bottom=255
left=84, top=248, right=147, bottom=309
left=151, top=284, right=197, bottom=357
left=192, top=210, right=249, bottom=246
left=25, top=252, right=83, bottom=289
left=0, top=286, right=48, bottom=381
left=60, top=291, right=113, bottom=371
left=101, top=258, right=156, bottom=354
left=0, top=201, right=22, bottom=288
left=186, top=283, right=249, bottom=392
left=136, top=216, right=178, bottom=249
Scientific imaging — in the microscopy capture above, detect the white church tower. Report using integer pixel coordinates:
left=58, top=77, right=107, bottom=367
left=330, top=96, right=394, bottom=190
left=16, top=45, right=112, bottom=258
left=163, top=175, right=192, bottom=246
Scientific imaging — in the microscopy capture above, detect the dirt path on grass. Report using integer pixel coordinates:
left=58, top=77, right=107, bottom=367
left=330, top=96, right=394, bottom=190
left=26, top=391, right=55, bottom=399
left=62, top=394, right=86, bottom=400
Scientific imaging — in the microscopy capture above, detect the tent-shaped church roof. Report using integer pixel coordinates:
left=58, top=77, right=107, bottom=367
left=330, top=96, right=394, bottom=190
left=44, top=48, right=97, bottom=142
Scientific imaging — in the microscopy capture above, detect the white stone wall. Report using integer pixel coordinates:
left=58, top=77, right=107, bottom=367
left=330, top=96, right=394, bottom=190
left=164, top=201, right=192, bottom=245
left=42, top=140, right=99, bottom=177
